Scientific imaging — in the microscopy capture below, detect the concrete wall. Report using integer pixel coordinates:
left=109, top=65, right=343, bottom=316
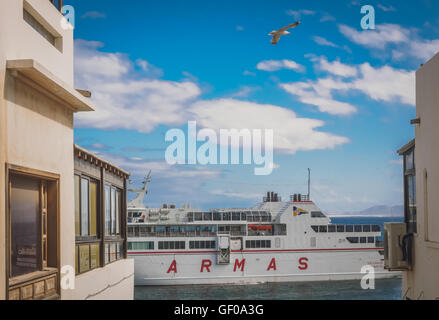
left=402, top=52, right=439, bottom=300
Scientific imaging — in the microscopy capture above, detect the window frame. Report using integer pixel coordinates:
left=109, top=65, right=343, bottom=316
left=6, top=164, right=60, bottom=299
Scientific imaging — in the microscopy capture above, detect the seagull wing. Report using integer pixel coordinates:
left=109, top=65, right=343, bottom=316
left=271, top=34, right=280, bottom=45
left=279, top=21, right=300, bottom=32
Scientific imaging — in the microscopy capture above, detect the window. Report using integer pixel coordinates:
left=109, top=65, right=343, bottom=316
left=245, top=240, right=271, bottom=249
left=75, top=175, right=100, bottom=274
left=222, top=212, right=231, bottom=221
left=189, top=240, right=216, bottom=249
left=311, top=211, right=326, bottom=218
left=23, top=7, right=62, bottom=52
left=128, top=241, right=154, bottom=250
left=105, top=184, right=122, bottom=236
left=49, top=0, right=64, bottom=11
left=213, top=212, right=222, bottom=221
left=311, top=226, right=319, bottom=232
left=363, top=225, right=371, bottom=232
left=8, top=168, right=59, bottom=300
left=346, top=237, right=359, bottom=243
left=354, top=225, right=362, bottom=232
left=158, top=241, right=185, bottom=250
left=401, top=144, right=416, bottom=234
left=345, top=225, right=354, bottom=232
left=74, top=175, right=126, bottom=274
left=319, top=226, right=327, bottom=233
left=336, top=225, right=345, bottom=232
left=10, top=174, right=42, bottom=277
left=367, top=237, right=375, bottom=243
left=328, top=225, right=336, bottom=233
left=360, top=237, right=367, bottom=244
left=194, top=212, right=202, bottom=221
left=203, top=212, right=212, bottom=221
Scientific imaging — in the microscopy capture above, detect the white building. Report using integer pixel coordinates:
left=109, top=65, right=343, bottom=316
left=386, top=52, right=439, bottom=300
left=0, top=0, right=134, bottom=299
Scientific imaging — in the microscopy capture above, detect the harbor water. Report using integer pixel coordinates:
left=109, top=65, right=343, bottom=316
left=134, top=217, right=403, bottom=300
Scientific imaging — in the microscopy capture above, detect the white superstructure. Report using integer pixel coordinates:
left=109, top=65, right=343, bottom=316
left=127, top=175, right=399, bottom=286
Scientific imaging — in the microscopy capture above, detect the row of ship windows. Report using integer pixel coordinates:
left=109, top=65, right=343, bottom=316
left=187, top=211, right=272, bottom=222
left=128, top=240, right=217, bottom=250
left=311, top=224, right=381, bottom=233
left=346, top=237, right=376, bottom=244
left=245, top=240, right=271, bottom=249
left=128, top=239, right=272, bottom=250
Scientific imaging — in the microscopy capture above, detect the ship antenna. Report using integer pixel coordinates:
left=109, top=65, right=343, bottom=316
left=307, top=168, right=311, bottom=199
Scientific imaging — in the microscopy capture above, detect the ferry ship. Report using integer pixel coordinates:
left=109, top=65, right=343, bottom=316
left=127, top=172, right=398, bottom=286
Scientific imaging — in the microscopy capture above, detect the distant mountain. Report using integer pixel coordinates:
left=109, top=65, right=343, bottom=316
left=351, top=205, right=404, bottom=217
left=330, top=205, right=404, bottom=217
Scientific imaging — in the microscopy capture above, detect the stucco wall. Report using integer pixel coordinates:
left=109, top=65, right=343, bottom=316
left=72, top=259, right=134, bottom=300
left=402, top=52, right=439, bottom=300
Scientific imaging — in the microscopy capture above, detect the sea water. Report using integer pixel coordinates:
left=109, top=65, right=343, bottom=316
left=134, top=216, right=403, bottom=300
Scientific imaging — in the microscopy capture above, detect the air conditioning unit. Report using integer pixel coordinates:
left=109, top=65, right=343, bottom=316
left=383, top=223, right=412, bottom=270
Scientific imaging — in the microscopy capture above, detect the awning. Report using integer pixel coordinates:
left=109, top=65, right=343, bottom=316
left=6, top=59, right=94, bottom=112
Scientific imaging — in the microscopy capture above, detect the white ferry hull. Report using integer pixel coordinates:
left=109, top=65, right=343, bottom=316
left=130, top=249, right=399, bottom=286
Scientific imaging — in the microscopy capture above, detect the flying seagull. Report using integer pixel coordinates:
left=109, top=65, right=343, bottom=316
left=268, top=21, right=300, bottom=45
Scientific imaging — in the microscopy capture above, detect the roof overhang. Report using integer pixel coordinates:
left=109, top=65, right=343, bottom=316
left=397, top=139, right=415, bottom=155
left=74, top=144, right=131, bottom=179
left=6, top=59, right=94, bottom=112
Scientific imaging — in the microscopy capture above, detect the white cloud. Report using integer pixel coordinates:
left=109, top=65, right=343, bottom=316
left=210, top=190, right=261, bottom=200
left=286, top=9, right=316, bottom=20
left=313, top=36, right=339, bottom=48
left=351, top=63, right=415, bottom=105
left=189, top=99, right=349, bottom=154
left=243, top=70, right=256, bottom=76
left=228, top=86, right=259, bottom=98
left=281, top=58, right=415, bottom=115
left=320, top=13, right=336, bottom=22
left=81, top=11, right=107, bottom=19
left=236, top=25, right=244, bottom=31
left=339, top=23, right=409, bottom=49
left=74, top=40, right=201, bottom=133
left=313, top=56, right=358, bottom=77
left=339, top=23, right=439, bottom=62
left=75, top=40, right=350, bottom=155
left=256, top=59, right=305, bottom=72
left=281, top=78, right=357, bottom=115
left=377, top=4, right=397, bottom=12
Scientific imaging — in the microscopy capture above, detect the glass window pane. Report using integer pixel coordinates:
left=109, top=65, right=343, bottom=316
left=10, top=174, right=40, bottom=277
left=105, top=185, right=111, bottom=236
left=116, top=190, right=121, bottom=235
left=81, top=178, right=89, bottom=236
left=105, top=243, right=110, bottom=264
left=110, top=243, right=117, bottom=262
left=90, top=181, right=98, bottom=237
left=74, top=175, right=80, bottom=236
left=111, top=188, right=116, bottom=235
left=90, top=244, right=100, bottom=269
left=79, top=245, right=90, bottom=273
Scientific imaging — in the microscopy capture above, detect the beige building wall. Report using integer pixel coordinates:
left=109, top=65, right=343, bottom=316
left=1, top=0, right=133, bottom=300
left=402, top=52, right=439, bottom=300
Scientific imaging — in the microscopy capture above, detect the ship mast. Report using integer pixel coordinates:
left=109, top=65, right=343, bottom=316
left=128, top=170, right=152, bottom=208
left=307, top=168, right=311, bottom=199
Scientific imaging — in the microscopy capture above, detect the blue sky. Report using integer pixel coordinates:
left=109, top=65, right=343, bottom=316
left=70, top=0, right=439, bottom=213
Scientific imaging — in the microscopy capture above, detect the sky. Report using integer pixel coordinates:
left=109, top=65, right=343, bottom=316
left=69, top=0, right=439, bottom=213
